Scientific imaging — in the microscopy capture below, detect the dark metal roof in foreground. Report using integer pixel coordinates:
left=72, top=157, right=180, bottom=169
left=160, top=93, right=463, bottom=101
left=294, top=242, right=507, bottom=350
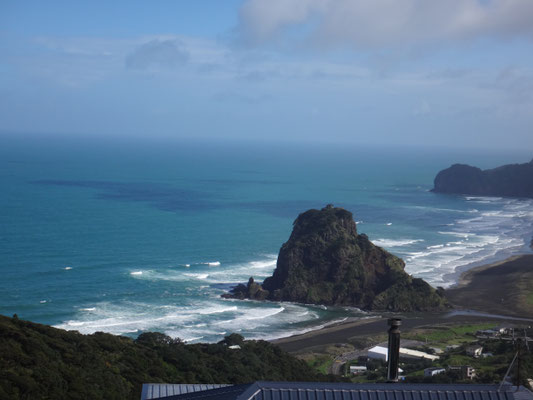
left=141, top=383, right=232, bottom=399
left=153, top=382, right=525, bottom=400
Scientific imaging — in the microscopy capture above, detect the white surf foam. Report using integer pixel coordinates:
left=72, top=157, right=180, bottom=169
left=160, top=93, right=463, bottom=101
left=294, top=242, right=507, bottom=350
left=373, top=238, right=424, bottom=248
left=197, top=305, right=238, bottom=315
left=402, top=197, right=533, bottom=287
left=64, top=266, right=72, bottom=270
left=183, top=273, right=209, bottom=280
left=130, top=271, right=143, bottom=276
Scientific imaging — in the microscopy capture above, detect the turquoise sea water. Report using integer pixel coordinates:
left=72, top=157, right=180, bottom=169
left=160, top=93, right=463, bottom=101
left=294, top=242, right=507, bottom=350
left=1, top=135, right=532, bottom=342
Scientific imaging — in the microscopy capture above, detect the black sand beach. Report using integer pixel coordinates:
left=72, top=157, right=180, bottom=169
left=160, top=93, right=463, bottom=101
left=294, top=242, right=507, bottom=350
left=272, top=254, right=533, bottom=353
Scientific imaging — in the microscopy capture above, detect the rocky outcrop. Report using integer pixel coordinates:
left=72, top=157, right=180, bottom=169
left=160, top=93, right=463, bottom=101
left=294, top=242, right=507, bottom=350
left=432, top=159, right=533, bottom=198
left=223, top=205, right=448, bottom=312
left=221, top=277, right=269, bottom=301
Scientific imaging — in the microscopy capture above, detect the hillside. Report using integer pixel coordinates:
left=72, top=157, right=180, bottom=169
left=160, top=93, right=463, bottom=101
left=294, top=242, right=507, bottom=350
left=0, top=314, right=327, bottom=399
left=432, top=159, right=533, bottom=198
left=224, top=205, right=448, bottom=312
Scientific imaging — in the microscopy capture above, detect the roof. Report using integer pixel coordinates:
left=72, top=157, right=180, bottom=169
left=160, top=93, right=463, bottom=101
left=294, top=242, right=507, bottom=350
left=154, top=381, right=522, bottom=400
left=141, top=384, right=232, bottom=400
left=367, top=346, right=439, bottom=361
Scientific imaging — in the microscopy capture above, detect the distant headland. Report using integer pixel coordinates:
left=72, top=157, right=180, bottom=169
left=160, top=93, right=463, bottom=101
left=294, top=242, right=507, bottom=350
left=223, top=205, right=448, bottom=312
left=432, top=159, right=533, bottom=198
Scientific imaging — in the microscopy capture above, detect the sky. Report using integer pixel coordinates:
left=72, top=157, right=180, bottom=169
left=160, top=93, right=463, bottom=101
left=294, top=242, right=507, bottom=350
left=1, top=0, right=533, bottom=150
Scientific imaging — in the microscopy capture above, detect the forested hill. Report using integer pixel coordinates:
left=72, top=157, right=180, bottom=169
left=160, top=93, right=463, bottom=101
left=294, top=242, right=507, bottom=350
left=0, top=314, right=328, bottom=399
left=432, top=159, right=533, bottom=198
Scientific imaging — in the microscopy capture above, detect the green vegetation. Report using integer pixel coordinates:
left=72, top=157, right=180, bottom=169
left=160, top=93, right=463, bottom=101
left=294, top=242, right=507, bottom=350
left=307, top=356, right=334, bottom=375
left=404, top=323, right=495, bottom=347
left=526, top=291, right=533, bottom=306
left=0, top=315, right=333, bottom=400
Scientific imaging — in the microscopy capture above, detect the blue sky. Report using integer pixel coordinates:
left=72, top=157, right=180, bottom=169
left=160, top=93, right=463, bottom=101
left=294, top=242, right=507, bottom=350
left=1, top=0, right=533, bottom=150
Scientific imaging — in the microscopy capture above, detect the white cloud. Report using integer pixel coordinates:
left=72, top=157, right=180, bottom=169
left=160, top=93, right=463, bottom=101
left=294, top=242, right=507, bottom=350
left=125, top=39, right=189, bottom=69
left=238, top=0, right=533, bottom=49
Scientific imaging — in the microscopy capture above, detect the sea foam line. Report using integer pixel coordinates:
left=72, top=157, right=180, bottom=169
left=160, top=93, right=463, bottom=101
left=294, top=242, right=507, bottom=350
left=373, top=238, right=424, bottom=248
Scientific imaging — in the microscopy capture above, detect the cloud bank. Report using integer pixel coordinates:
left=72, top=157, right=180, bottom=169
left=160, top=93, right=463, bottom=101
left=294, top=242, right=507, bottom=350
left=239, top=0, right=533, bottom=49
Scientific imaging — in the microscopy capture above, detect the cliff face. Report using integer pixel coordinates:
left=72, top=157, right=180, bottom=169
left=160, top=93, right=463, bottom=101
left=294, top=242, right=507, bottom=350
left=224, top=205, right=447, bottom=312
left=432, top=159, right=533, bottom=198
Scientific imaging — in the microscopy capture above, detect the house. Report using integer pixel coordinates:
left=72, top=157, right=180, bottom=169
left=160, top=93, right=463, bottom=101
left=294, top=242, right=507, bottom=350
left=349, top=365, right=367, bottom=375
left=367, top=346, right=439, bottom=361
left=499, top=327, right=513, bottom=336
left=367, top=346, right=388, bottom=361
left=476, top=329, right=499, bottom=338
left=466, top=345, right=483, bottom=358
left=424, top=367, right=446, bottom=377
left=449, top=365, right=476, bottom=380
left=140, top=381, right=529, bottom=400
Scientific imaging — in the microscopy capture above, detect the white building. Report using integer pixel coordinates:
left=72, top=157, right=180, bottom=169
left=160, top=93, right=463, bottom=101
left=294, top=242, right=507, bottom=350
left=466, top=345, right=483, bottom=358
left=367, top=346, right=439, bottom=362
left=350, top=366, right=367, bottom=375
left=367, top=346, right=388, bottom=361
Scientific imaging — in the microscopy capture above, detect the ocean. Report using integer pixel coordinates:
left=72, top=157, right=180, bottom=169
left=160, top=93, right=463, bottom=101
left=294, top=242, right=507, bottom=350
left=1, top=134, right=532, bottom=343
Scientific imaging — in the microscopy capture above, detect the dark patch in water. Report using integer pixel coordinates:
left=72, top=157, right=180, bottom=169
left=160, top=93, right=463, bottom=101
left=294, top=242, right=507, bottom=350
left=31, top=180, right=215, bottom=212
left=235, top=200, right=325, bottom=219
left=32, top=180, right=379, bottom=220
left=198, top=178, right=291, bottom=185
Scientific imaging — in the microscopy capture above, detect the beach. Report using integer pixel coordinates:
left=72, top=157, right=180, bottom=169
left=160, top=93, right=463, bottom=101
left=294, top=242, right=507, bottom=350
left=446, top=253, right=533, bottom=319
left=272, top=254, right=533, bottom=353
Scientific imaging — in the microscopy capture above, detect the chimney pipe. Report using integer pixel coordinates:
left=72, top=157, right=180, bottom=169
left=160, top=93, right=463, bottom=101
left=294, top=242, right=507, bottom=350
left=387, top=318, right=401, bottom=382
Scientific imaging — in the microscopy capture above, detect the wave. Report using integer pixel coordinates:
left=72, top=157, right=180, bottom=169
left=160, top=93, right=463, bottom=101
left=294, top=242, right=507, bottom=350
left=197, top=305, right=238, bottom=315
left=373, top=238, right=424, bottom=248
left=408, top=205, right=479, bottom=214
left=465, top=196, right=503, bottom=202
left=183, top=273, right=209, bottom=280
left=130, top=271, right=143, bottom=276
left=64, top=266, right=72, bottom=270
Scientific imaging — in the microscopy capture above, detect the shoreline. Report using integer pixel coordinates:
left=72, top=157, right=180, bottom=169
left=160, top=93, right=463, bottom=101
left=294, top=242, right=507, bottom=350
left=445, top=253, right=533, bottom=318
left=271, top=253, right=533, bottom=353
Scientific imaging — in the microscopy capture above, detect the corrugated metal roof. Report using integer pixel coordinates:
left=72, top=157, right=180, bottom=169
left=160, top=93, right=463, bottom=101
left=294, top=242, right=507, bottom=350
left=141, top=383, right=232, bottom=399
left=153, top=382, right=523, bottom=400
